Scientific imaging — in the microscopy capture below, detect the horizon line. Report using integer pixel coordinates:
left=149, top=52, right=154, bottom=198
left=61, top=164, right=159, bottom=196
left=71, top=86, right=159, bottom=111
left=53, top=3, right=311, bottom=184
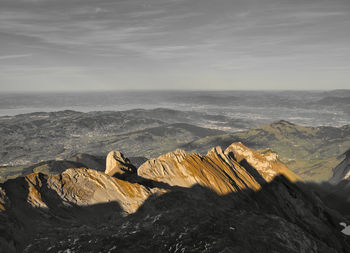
left=1, top=88, right=349, bottom=94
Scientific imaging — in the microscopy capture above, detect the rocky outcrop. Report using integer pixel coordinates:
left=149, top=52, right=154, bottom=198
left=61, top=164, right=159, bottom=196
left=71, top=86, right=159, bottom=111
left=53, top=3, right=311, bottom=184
left=0, top=168, right=163, bottom=252
left=105, top=151, right=137, bottom=177
left=224, top=142, right=300, bottom=182
left=329, top=149, right=350, bottom=184
left=138, top=142, right=299, bottom=194
left=1, top=168, right=157, bottom=215
left=138, top=147, right=260, bottom=194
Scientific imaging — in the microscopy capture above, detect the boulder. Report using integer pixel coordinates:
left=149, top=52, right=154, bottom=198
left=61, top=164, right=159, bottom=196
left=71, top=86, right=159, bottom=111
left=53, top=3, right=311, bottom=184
left=105, top=151, right=137, bottom=177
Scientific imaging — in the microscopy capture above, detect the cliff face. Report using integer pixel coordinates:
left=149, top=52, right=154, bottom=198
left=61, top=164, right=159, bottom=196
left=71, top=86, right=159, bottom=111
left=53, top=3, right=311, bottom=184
left=0, top=142, right=347, bottom=253
left=329, top=149, right=350, bottom=184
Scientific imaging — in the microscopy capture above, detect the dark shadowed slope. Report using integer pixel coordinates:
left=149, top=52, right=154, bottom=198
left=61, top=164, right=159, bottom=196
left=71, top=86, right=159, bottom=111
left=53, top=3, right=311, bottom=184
left=308, top=149, right=350, bottom=216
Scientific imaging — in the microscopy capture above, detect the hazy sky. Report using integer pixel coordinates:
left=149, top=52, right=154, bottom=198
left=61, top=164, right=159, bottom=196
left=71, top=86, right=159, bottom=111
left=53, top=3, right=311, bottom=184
left=0, top=0, right=349, bottom=91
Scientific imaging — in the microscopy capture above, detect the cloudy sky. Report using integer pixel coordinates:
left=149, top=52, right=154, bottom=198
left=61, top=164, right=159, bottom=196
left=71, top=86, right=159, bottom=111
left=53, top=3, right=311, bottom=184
left=0, top=0, right=349, bottom=91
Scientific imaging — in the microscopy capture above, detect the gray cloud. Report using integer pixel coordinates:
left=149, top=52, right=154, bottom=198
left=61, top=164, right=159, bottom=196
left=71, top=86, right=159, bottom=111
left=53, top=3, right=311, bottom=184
left=0, top=0, right=350, bottom=91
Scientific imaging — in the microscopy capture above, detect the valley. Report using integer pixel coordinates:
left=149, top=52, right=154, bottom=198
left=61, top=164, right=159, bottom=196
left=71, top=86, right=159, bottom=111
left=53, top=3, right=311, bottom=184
left=1, top=109, right=349, bottom=182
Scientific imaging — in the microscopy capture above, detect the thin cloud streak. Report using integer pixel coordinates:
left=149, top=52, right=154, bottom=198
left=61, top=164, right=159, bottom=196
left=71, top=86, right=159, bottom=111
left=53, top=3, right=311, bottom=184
left=0, top=54, right=32, bottom=60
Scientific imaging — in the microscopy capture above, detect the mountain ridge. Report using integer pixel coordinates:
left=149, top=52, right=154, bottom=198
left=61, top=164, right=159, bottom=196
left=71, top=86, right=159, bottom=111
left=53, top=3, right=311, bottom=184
left=1, top=142, right=348, bottom=252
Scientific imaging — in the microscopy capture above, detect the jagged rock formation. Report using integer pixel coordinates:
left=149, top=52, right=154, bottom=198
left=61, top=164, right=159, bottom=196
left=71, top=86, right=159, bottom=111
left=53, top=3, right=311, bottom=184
left=0, top=168, right=161, bottom=252
left=105, top=151, right=137, bottom=177
left=329, top=149, right=350, bottom=184
left=225, top=142, right=300, bottom=182
left=0, top=143, right=348, bottom=252
left=138, top=143, right=299, bottom=194
left=139, top=146, right=260, bottom=194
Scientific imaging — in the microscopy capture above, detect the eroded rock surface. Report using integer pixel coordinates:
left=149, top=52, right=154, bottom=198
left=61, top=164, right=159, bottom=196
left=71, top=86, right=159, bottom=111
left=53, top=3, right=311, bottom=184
left=225, top=142, right=300, bottom=182
left=138, top=143, right=300, bottom=194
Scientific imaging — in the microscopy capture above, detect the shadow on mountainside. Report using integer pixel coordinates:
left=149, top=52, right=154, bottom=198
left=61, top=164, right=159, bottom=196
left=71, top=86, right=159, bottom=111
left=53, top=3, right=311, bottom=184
left=0, top=173, right=124, bottom=252
left=1, top=174, right=350, bottom=253
left=113, top=173, right=188, bottom=191
left=299, top=180, right=350, bottom=217
left=226, top=151, right=267, bottom=185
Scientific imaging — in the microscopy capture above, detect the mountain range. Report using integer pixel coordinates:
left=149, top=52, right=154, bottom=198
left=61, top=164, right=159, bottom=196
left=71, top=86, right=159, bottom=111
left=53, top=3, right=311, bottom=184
left=1, top=142, right=349, bottom=252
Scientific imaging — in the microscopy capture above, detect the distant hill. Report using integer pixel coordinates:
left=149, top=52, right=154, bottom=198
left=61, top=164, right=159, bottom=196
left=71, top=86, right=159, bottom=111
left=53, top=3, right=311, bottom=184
left=322, top=89, right=350, bottom=98
left=316, top=96, right=350, bottom=106
left=1, top=109, right=349, bottom=182
left=0, top=109, right=242, bottom=167
left=0, top=119, right=226, bottom=181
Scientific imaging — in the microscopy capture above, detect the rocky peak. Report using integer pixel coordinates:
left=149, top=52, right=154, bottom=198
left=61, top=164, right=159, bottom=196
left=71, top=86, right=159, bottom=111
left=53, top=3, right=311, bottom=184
left=105, top=151, right=137, bottom=177
left=137, top=142, right=299, bottom=194
left=159, top=149, right=188, bottom=162
left=224, top=142, right=300, bottom=182
left=206, top=146, right=224, bottom=157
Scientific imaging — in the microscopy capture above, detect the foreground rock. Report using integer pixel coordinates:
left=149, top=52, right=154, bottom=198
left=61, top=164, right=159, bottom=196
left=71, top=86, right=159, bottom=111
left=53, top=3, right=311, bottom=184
left=0, top=168, right=161, bottom=251
left=20, top=176, right=349, bottom=253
